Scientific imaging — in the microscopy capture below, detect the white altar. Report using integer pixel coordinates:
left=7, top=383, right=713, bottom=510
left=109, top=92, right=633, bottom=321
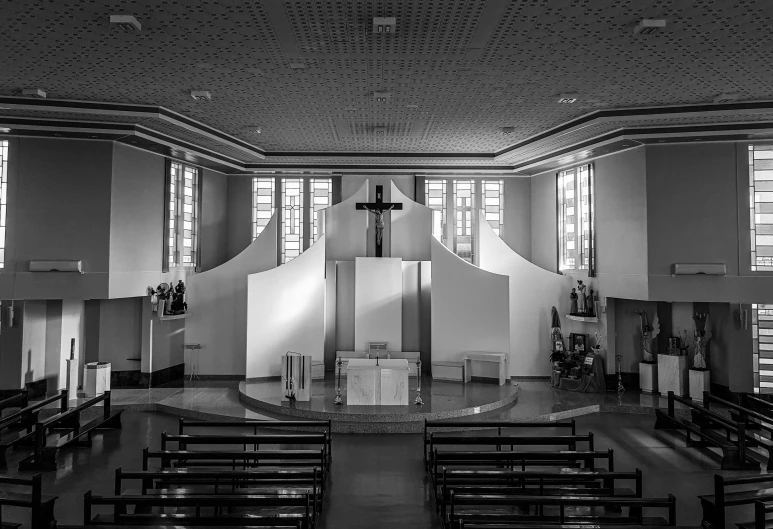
left=346, top=359, right=409, bottom=405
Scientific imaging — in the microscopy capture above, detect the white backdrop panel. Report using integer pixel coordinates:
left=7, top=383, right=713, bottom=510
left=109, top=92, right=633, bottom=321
left=324, top=181, right=368, bottom=262
left=391, top=181, right=432, bottom=261
left=402, top=261, right=421, bottom=352
left=354, top=257, right=403, bottom=353
left=478, top=211, right=573, bottom=377
left=246, top=236, right=325, bottom=378
left=185, top=214, right=278, bottom=376
left=431, top=237, right=510, bottom=368
left=335, top=261, right=356, bottom=352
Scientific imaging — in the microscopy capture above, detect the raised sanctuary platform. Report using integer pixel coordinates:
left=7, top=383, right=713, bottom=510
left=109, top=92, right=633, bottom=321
left=238, top=373, right=520, bottom=433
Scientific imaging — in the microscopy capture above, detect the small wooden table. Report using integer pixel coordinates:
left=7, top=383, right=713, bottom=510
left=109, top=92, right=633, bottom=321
left=463, top=352, right=507, bottom=385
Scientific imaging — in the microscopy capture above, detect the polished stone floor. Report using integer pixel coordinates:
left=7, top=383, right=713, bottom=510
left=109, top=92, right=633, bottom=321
left=0, top=409, right=766, bottom=528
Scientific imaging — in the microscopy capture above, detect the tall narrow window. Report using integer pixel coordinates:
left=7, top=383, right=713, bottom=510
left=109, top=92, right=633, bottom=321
left=753, top=303, right=773, bottom=393
left=166, top=161, right=200, bottom=270
left=281, top=178, right=304, bottom=263
left=748, top=145, right=773, bottom=270
left=425, top=179, right=447, bottom=242
left=481, top=179, right=504, bottom=236
left=0, top=140, right=8, bottom=268
left=453, top=179, right=475, bottom=263
left=252, top=177, right=275, bottom=240
left=558, top=164, right=594, bottom=273
left=310, top=178, right=332, bottom=242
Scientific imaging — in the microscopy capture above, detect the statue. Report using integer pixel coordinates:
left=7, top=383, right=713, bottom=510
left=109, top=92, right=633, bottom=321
left=170, top=280, right=187, bottom=315
left=576, top=280, right=587, bottom=315
left=156, top=283, right=171, bottom=314
left=586, top=289, right=595, bottom=317
left=692, top=313, right=712, bottom=370
left=569, top=288, right=578, bottom=315
left=635, top=310, right=660, bottom=363
left=362, top=204, right=395, bottom=246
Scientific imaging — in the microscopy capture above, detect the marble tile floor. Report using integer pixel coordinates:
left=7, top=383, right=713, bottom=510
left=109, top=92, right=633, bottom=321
left=0, top=410, right=768, bottom=528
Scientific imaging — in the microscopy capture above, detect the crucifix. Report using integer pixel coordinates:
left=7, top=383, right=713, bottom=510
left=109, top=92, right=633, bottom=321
left=356, top=185, right=403, bottom=257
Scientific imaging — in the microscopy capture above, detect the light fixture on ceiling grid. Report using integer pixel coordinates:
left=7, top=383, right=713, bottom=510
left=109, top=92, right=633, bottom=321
left=110, top=14, right=141, bottom=32
left=190, top=91, right=212, bottom=101
left=22, top=88, right=46, bottom=98
left=374, top=92, right=391, bottom=102
left=633, top=19, right=666, bottom=35
left=557, top=93, right=579, bottom=104
left=714, top=93, right=739, bottom=104
left=373, top=17, right=396, bottom=34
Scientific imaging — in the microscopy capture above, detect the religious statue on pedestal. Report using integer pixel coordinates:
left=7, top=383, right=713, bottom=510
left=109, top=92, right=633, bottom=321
left=576, top=281, right=587, bottom=315
left=569, top=289, right=578, bottom=315
left=635, top=310, right=660, bottom=363
left=692, top=313, right=712, bottom=370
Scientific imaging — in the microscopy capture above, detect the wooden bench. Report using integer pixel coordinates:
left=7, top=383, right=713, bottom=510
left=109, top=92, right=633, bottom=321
left=741, top=394, right=773, bottom=420
left=143, top=448, right=326, bottom=482
left=160, top=432, right=330, bottom=469
left=0, top=391, right=28, bottom=415
left=447, top=492, right=677, bottom=528
left=700, top=474, right=773, bottom=529
left=655, top=391, right=758, bottom=470
left=702, top=392, right=773, bottom=469
left=0, top=473, right=58, bottom=529
left=18, top=391, right=123, bottom=471
left=83, top=490, right=312, bottom=528
left=424, top=419, right=577, bottom=468
left=0, top=390, right=69, bottom=469
left=748, top=500, right=773, bottom=529
left=437, top=467, right=642, bottom=521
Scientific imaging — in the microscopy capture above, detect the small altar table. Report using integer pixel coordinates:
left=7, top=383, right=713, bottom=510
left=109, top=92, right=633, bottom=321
left=657, top=354, right=688, bottom=397
left=346, top=359, right=409, bottom=405
left=463, top=352, right=507, bottom=386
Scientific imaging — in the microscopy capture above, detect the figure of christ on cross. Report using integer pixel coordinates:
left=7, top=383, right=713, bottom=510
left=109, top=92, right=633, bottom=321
left=356, top=185, right=403, bottom=257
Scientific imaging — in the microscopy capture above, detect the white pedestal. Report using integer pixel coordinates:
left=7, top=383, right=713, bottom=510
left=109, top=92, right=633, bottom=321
left=65, top=359, right=79, bottom=402
left=463, top=352, right=507, bottom=385
left=639, top=362, right=658, bottom=394
left=689, top=370, right=711, bottom=402
left=657, top=354, right=688, bottom=396
left=346, top=359, right=409, bottom=405
left=280, top=355, right=312, bottom=402
left=84, top=362, right=110, bottom=398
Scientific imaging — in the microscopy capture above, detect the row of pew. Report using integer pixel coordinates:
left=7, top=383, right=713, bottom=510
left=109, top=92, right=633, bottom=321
left=423, top=418, right=678, bottom=529
left=75, top=417, right=333, bottom=529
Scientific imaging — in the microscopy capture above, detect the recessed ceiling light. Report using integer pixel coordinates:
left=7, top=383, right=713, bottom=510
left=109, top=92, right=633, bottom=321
left=22, top=88, right=46, bottom=98
left=714, top=93, right=739, bottom=104
left=406, top=104, right=418, bottom=109
left=190, top=91, right=211, bottom=101
left=250, top=128, right=261, bottom=134
left=500, top=127, right=516, bottom=135
left=374, top=92, right=391, bottom=102
left=110, top=14, right=141, bottom=32
left=344, top=107, right=357, bottom=112
left=558, top=93, right=578, bottom=104
left=0, top=128, right=10, bottom=133
left=373, top=17, right=396, bottom=34
left=289, top=62, right=306, bottom=69
left=633, top=19, right=666, bottom=36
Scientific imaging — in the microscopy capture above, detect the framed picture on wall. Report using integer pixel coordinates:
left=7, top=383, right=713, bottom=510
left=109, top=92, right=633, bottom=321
left=554, top=341, right=564, bottom=352
left=570, top=333, right=590, bottom=353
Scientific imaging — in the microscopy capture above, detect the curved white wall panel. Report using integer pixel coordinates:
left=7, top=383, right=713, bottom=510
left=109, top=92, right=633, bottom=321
left=430, top=237, right=510, bottom=368
left=185, top=214, right=278, bottom=376
left=478, top=211, right=574, bottom=377
left=246, top=235, right=326, bottom=378
left=324, top=181, right=368, bottom=262
left=390, top=181, right=432, bottom=261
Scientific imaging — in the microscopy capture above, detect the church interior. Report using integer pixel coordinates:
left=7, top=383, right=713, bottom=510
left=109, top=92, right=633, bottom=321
left=1, top=1, right=773, bottom=528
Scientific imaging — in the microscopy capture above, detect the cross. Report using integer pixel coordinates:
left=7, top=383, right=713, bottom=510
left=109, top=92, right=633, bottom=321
left=356, top=185, right=403, bottom=257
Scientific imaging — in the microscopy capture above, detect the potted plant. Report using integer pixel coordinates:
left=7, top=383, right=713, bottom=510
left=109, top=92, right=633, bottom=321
left=549, top=349, right=566, bottom=367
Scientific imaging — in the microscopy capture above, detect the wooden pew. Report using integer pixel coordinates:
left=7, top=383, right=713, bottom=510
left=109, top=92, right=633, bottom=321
left=424, top=419, right=576, bottom=468
left=143, top=448, right=326, bottom=482
left=178, top=419, right=332, bottom=464
left=160, top=432, right=330, bottom=469
left=702, top=392, right=773, bottom=469
left=18, top=391, right=123, bottom=471
left=447, top=491, right=677, bottom=528
left=437, top=467, right=642, bottom=521
left=0, top=391, right=28, bottom=415
left=0, top=473, right=58, bottom=529
left=432, top=448, right=615, bottom=487
left=700, top=474, right=773, bottom=529
left=750, top=500, right=773, bottom=529
left=0, top=390, right=68, bottom=469
left=655, top=391, right=758, bottom=470
left=741, top=394, right=773, bottom=420
left=83, top=490, right=312, bottom=528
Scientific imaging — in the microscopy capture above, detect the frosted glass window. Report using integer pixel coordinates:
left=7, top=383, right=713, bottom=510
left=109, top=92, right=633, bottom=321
left=424, top=179, right=447, bottom=242
left=481, top=179, right=504, bottom=236
left=167, top=161, right=200, bottom=269
left=748, top=145, right=773, bottom=271
left=453, top=180, right=475, bottom=263
left=281, top=178, right=304, bottom=263
left=558, top=164, right=594, bottom=273
left=0, top=141, right=8, bottom=268
left=310, top=178, right=332, bottom=242
left=252, top=177, right=275, bottom=240
left=753, top=303, right=773, bottom=393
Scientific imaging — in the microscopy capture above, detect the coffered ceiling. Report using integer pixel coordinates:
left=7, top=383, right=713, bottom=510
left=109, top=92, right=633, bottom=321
left=2, top=0, right=773, bottom=172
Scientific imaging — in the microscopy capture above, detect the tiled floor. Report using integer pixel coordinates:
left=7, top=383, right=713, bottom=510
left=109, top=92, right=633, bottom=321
left=0, top=409, right=766, bottom=528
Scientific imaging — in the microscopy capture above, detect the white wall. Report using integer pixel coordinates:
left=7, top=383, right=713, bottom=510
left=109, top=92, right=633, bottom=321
left=402, top=261, right=421, bottom=352
left=325, top=182, right=369, bottom=262
left=335, top=261, right=356, bottom=351
left=354, top=257, right=403, bottom=352
left=21, top=301, right=47, bottom=387
left=246, top=236, right=326, bottom=378
left=186, top=215, right=279, bottom=376
left=58, top=300, right=84, bottom=388
left=96, top=297, right=143, bottom=372
left=390, top=181, right=432, bottom=261
left=479, top=211, right=575, bottom=377
left=430, top=237, right=510, bottom=368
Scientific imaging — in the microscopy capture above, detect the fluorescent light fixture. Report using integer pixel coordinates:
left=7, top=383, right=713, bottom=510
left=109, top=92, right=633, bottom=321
left=190, top=91, right=212, bottom=101
left=558, top=93, right=578, bottom=104
left=110, top=15, right=141, bottom=32
left=22, top=88, right=46, bottom=98
left=633, top=19, right=666, bottom=35
left=0, top=128, right=10, bottom=133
